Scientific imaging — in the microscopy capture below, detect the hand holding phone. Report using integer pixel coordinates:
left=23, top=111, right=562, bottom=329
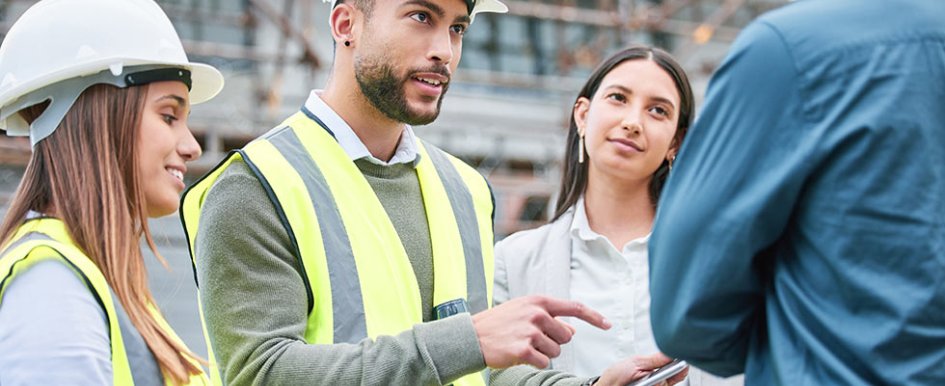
left=624, top=359, right=688, bottom=386
left=594, top=354, right=688, bottom=386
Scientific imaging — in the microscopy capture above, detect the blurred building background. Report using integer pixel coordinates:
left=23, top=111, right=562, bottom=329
left=0, top=0, right=789, bottom=360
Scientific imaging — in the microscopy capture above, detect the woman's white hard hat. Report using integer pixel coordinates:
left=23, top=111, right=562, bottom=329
left=0, top=0, right=225, bottom=146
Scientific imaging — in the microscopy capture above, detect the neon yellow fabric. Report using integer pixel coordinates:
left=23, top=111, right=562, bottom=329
left=0, top=218, right=209, bottom=386
left=183, top=111, right=493, bottom=386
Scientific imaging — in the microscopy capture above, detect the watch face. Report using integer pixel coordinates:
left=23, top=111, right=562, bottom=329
left=435, top=298, right=469, bottom=320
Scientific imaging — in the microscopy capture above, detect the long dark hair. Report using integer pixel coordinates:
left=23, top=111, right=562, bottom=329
left=552, top=45, right=694, bottom=222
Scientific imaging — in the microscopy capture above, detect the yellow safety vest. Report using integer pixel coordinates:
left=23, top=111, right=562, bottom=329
left=0, top=218, right=209, bottom=386
left=181, top=109, right=495, bottom=386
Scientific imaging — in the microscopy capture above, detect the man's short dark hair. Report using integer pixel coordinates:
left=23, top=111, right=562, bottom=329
left=335, top=0, right=375, bottom=19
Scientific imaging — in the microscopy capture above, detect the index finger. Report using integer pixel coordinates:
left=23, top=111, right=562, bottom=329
left=540, top=298, right=611, bottom=329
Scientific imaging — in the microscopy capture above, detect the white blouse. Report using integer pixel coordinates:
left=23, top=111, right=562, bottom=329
left=568, top=197, right=657, bottom=377
left=566, top=198, right=744, bottom=386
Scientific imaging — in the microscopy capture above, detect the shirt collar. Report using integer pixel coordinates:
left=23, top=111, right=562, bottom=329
left=570, top=196, right=599, bottom=241
left=303, top=90, right=421, bottom=167
left=569, top=196, right=651, bottom=246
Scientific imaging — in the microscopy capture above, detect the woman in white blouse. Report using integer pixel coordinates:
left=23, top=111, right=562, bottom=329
left=492, top=46, right=742, bottom=386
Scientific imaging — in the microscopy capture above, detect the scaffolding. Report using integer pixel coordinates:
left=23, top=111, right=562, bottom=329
left=0, top=0, right=790, bottom=235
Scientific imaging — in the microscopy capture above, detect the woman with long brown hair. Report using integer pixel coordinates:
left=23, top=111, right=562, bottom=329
left=0, top=0, right=223, bottom=384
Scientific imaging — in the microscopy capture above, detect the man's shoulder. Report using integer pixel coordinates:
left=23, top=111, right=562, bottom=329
left=417, top=138, right=490, bottom=187
left=419, top=139, right=470, bottom=167
left=753, top=0, right=944, bottom=56
left=209, top=154, right=256, bottom=184
left=200, top=155, right=269, bottom=207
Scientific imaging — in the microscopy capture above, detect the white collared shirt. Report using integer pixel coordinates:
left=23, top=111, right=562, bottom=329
left=303, top=90, right=420, bottom=167
left=568, top=197, right=657, bottom=377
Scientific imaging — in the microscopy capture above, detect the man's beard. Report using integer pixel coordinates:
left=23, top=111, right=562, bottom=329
left=354, top=53, right=450, bottom=126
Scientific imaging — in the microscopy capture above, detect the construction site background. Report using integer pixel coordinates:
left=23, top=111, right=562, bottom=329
left=0, top=0, right=790, bottom=360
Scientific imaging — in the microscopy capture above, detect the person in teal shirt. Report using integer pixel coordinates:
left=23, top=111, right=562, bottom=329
left=648, top=0, right=945, bottom=384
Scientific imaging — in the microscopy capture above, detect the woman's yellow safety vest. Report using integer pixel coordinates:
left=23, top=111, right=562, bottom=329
left=0, top=218, right=209, bottom=386
left=181, top=109, right=495, bottom=386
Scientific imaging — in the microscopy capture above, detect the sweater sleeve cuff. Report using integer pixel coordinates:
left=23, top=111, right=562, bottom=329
left=414, top=313, right=485, bottom=384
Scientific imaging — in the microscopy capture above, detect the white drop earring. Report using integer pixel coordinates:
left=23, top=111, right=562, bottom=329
left=578, top=134, right=585, bottom=163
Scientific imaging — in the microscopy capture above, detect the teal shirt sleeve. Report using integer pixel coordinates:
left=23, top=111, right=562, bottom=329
left=647, top=20, right=809, bottom=376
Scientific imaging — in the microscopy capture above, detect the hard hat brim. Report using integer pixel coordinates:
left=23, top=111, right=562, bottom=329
left=474, top=0, right=509, bottom=14
left=0, top=59, right=224, bottom=110
left=187, top=62, right=224, bottom=105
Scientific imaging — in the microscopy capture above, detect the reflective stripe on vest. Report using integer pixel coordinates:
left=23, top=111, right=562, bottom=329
left=182, top=110, right=494, bottom=386
left=424, top=144, right=489, bottom=314
left=0, top=218, right=209, bottom=386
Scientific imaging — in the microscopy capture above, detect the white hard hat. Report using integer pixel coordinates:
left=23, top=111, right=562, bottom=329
left=0, top=0, right=225, bottom=146
left=324, top=0, right=508, bottom=21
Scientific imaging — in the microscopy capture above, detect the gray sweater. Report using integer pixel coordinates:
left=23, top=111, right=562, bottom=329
left=194, top=159, right=485, bottom=385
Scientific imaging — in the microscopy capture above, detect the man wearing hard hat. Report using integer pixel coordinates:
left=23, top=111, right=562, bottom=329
left=181, top=0, right=612, bottom=385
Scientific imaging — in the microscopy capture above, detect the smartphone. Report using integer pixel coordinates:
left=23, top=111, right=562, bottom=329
left=624, top=359, right=688, bottom=386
